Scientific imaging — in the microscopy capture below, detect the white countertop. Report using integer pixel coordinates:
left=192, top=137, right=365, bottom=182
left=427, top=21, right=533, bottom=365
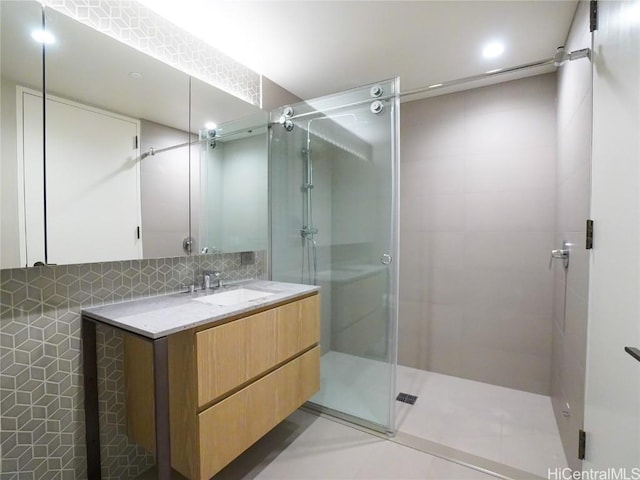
left=82, top=280, right=320, bottom=339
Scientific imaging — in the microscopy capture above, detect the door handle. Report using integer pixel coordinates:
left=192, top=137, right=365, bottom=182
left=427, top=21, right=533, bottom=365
left=380, top=254, right=392, bottom=265
left=624, top=346, right=640, bottom=363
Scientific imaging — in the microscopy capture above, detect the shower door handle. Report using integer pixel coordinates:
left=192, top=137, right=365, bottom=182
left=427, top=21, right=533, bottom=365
left=380, top=254, right=392, bottom=265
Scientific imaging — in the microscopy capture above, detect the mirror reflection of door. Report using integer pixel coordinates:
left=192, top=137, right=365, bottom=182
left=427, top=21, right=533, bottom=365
left=21, top=89, right=142, bottom=265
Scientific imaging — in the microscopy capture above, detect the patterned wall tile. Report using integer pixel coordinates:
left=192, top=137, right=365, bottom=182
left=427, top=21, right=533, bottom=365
left=42, top=0, right=261, bottom=106
left=0, top=252, right=265, bottom=480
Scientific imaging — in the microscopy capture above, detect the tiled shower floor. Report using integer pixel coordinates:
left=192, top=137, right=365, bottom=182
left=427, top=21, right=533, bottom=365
left=396, top=362, right=568, bottom=477
left=316, top=351, right=568, bottom=477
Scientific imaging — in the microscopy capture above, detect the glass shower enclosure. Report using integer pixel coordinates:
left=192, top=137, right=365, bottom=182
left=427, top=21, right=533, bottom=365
left=269, top=79, right=400, bottom=433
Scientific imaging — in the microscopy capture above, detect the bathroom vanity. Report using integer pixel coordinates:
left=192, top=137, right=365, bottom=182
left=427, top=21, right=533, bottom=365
left=81, top=281, right=320, bottom=480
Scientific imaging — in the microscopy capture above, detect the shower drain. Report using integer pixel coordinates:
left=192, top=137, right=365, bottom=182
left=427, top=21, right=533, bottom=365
left=396, top=393, right=418, bottom=405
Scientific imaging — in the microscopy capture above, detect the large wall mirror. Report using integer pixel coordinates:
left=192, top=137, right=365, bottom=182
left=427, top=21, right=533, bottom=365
left=1, top=1, right=45, bottom=268
left=0, top=2, right=268, bottom=269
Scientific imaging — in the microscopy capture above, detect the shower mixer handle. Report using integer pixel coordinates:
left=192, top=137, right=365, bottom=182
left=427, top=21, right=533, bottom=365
left=549, top=241, right=570, bottom=270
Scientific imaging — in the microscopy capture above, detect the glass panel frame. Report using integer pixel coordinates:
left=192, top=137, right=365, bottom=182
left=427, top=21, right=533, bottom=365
left=268, top=78, right=400, bottom=434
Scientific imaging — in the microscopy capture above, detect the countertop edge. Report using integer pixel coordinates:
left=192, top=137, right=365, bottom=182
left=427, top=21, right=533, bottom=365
left=81, top=282, right=320, bottom=339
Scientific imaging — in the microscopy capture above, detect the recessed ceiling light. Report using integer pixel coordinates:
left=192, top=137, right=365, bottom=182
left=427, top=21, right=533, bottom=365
left=205, top=122, right=217, bottom=130
left=427, top=83, right=443, bottom=89
left=31, top=29, right=55, bottom=45
left=482, top=42, right=504, bottom=59
left=129, top=72, right=143, bottom=80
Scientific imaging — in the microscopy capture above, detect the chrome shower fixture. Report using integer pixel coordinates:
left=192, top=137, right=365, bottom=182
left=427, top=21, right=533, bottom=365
left=207, top=128, right=217, bottom=149
left=553, top=46, right=566, bottom=66
left=554, top=46, right=591, bottom=66
left=370, top=100, right=385, bottom=115
left=370, top=84, right=384, bottom=97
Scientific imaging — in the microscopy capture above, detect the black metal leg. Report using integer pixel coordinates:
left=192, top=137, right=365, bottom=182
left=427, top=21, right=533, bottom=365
left=82, top=318, right=101, bottom=480
left=153, top=337, right=171, bottom=480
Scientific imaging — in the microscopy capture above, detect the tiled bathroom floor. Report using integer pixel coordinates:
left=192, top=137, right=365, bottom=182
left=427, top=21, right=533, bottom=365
left=137, top=351, right=567, bottom=480
left=138, top=409, right=499, bottom=480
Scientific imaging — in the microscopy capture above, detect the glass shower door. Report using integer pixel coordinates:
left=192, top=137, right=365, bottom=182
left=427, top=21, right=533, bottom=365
left=269, top=78, right=400, bottom=433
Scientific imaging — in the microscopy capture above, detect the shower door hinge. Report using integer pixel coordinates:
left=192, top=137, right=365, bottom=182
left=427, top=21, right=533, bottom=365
left=578, top=429, right=586, bottom=460
left=586, top=219, right=594, bottom=249
left=590, top=0, right=598, bottom=32
left=134, top=135, right=139, bottom=149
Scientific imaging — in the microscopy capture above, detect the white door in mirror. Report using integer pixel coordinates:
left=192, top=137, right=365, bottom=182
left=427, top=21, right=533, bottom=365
left=20, top=90, right=142, bottom=265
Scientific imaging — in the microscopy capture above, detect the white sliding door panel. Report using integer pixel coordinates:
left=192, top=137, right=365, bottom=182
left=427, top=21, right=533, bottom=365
left=585, top=0, right=640, bottom=469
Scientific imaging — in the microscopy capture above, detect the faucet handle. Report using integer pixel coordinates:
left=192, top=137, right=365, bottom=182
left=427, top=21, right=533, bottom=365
left=202, top=270, right=222, bottom=289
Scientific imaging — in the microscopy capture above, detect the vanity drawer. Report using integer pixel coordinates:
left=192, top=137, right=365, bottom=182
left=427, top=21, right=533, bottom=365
left=196, top=294, right=319, bottom=406
left=198, top=345, right=320, bottom=480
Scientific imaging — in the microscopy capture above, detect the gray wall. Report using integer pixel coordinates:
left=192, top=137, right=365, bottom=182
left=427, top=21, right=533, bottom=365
left=261, top=76, right=301, bottom=112
left=399, top=73, right=557, bottom=395
left=551, top=0, right=592, bottom=470
left=0, top=253, right=265, bottom=480
left=140, top=120, right=194, bottom=259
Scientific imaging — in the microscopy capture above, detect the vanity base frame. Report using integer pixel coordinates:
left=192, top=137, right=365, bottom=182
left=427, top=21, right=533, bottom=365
left=82, top=318, right=173, bottom=480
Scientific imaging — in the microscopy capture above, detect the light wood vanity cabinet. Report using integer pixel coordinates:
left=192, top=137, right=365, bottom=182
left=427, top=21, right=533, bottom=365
left=124, top=293, right=320, bottom=480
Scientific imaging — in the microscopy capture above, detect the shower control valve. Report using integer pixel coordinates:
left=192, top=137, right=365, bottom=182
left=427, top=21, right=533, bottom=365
left=301, top=227, right=318, bottom=237
left=549, top=241, right=570, bottom=270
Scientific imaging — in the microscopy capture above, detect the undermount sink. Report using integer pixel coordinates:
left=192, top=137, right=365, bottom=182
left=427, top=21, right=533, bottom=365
left=193, top=288, right=275, bottom=306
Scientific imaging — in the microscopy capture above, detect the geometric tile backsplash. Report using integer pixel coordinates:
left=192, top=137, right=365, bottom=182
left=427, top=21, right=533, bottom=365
left=42, top=0, right=261, bottom=106
left=0, top=252, right=265, bottom=480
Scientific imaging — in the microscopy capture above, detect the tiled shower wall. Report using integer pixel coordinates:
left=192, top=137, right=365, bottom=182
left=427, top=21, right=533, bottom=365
left=399, top=73, right=557, bottom=395
left=0, top=252, right=265, bottom=480
left=551, top=0, right=592, bottom=470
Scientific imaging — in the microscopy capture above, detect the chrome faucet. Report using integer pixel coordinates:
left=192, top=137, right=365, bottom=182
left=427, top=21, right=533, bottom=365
left=202, top=270, right=222, bottom=290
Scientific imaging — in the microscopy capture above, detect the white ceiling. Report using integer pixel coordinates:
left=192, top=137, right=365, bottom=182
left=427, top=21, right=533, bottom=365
left=139, top=0, right=579, bottom=101
left=1, top=2, right=261, bottom=134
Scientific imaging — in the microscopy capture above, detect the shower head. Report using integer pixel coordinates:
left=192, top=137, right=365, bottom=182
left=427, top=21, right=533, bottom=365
left=554, top=46, right=567, bottom=66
